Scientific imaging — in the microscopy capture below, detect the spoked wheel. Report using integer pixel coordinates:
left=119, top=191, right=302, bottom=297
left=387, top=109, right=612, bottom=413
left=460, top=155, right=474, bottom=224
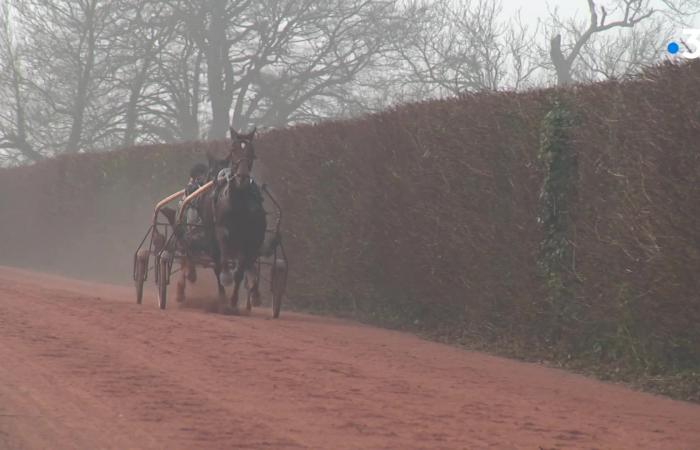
left=134, top=249, right=149, bottom=305
left=157, top=252, right=171, bottom=310
left=271, top=258, right=287, bottom=319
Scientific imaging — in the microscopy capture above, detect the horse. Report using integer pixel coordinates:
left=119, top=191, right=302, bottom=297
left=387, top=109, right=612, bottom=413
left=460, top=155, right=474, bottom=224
left=170, top=127, right=268, bottom=314
left=209, top=127, right=267, bottom=314
left=171, top=162, right=221, bottom=305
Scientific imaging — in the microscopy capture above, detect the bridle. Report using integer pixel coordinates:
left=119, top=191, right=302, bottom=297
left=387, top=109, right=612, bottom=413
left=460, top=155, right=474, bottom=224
left=212, top=134, right=256, bottom=215
left=228, top=140, right=256, bottom=183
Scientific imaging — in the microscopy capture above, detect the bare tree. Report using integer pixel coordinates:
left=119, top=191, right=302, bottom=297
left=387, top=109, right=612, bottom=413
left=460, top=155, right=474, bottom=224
left=577, top=17, right=670, bottom=81
left=506, top=12, right=543, bottom=90
left=165, top=0, right=253, bottom=139
left=0, top=0, right=417, bottom=162
left=392, top=0, right=540, bottom=99
left=12, top=0, right=128, bottom=153
left=396, top=0, right=503, bottom=96
left=243, top=0, right=411, bottom=127
left=545, top=0, right=700, bottom=85
left=112, top=1, right=179, bottom=146
left=17, top=0, right=696, bottom=167
left=0, top=1, right=42, bottom=162
left=165, top=0, right=410, bottom=135
left=146, top=28, right=206, bottom=142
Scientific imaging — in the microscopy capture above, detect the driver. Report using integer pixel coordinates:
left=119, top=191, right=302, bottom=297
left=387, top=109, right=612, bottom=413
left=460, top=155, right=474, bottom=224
left=179, top=163, right=209, bottom=248
left=186, top=163, right=208, bottom=196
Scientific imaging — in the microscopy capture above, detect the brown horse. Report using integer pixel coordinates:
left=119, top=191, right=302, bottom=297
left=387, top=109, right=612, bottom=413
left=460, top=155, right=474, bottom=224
left=173, top=129, right=264, bottom=314
left=210, top=127, right=267, bottom=314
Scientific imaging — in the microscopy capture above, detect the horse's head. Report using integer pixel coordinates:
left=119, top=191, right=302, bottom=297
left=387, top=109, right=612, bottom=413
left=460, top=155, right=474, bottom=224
left=228, top=126, right=257, bottom=187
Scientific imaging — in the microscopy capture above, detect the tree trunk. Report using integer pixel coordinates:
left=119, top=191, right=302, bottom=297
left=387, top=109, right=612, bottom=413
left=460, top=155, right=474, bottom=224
left=183, top=49, right=204, bottom=141
left=550, top=34, right=573, bottom=86
left=65, top=2, right=97, bottom=153
left=123, top=79, right=142, bottom=147
left=123, top=58, right=151, bottom=147
left=205, top=0, right=234, bottom=139
left=9, top=53, right=41, bottom=161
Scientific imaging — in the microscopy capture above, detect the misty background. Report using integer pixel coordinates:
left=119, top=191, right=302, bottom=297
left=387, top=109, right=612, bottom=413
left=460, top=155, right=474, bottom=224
left=1, top=0, right=699, bottom=166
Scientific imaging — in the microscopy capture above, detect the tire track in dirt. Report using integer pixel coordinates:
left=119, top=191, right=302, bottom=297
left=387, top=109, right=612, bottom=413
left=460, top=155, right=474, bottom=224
left=0, top=266, right=698, bottom=449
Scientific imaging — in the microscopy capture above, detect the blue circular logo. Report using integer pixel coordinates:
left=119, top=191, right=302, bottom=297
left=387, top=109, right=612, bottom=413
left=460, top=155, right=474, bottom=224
left=668, top=42, right=680, bottom=54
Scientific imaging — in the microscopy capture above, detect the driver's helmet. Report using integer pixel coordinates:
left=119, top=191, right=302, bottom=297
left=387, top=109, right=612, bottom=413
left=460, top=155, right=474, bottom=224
left=189, top=163, right=208, bottom=185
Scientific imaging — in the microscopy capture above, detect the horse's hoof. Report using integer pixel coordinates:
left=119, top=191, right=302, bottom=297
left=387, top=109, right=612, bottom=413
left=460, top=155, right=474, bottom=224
left=219, top=304, right=239, bottom=316
left=187, top=268, right=197, bottom=283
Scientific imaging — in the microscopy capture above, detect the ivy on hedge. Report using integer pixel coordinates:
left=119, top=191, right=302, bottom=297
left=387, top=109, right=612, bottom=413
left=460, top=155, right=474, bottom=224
left=537, top=98, right=579, bottom=342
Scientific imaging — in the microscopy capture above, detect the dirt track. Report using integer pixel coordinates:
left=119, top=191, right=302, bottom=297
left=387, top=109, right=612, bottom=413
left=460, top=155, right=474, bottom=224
left=0, top=266, right=698, bottom=449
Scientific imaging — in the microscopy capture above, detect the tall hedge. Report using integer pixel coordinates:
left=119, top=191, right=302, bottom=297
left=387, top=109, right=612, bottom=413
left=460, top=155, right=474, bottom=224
left=0, top=61, right=698, bottom=395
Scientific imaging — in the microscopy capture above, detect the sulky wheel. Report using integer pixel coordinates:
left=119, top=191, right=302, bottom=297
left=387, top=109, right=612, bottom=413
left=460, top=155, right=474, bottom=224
left=134, top=249, right=149, bottom=305
left=271, top=258, right=287, bottom=319
left=157, top=251, right=171, bottom=310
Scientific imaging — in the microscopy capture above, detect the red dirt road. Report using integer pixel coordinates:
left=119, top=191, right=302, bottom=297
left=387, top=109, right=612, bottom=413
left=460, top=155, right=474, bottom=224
left=0, top=266, right=698, bottom=449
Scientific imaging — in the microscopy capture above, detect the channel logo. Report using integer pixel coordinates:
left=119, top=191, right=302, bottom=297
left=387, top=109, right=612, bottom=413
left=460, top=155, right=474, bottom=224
left=667, top=29, right=700, bottom=59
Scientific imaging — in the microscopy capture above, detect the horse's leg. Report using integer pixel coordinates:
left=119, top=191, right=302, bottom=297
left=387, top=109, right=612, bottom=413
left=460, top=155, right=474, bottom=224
left=228, top=263, right=245, bottom=315
left=220, top=256, right=233, bottom=287
left=208, top=240, right=225, bottom=302
left=244, top=270, right=252, bottom=312
left=187, top=263, right=197, bottom=283
left=213, top=259, right=225, bottom=302
left=175, top=257, right=188, bottom=304
left=213, top=228, right=233, bottom=313
left=245, top=264, right=261, bottom=310
left=215, top=226, right=233, bottom=287
left=218, top=252, right=235, bottom=314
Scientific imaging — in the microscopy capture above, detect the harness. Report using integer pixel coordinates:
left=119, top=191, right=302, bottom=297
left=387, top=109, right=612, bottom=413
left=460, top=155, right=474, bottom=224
left=215, top=167, right=264, bottom=213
